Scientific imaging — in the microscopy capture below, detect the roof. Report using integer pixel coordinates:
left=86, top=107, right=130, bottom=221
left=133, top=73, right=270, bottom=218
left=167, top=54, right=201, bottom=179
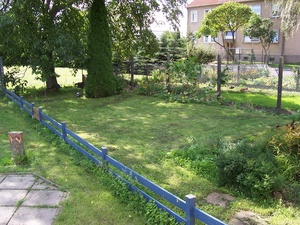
left=187, top=0, right=255, bottom=8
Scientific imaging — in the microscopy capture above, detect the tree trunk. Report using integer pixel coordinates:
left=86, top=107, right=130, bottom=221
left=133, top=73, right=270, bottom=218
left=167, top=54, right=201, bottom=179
left=46, top=76, right=60, bottom=89
left=44, top=55, right=60, bottom=89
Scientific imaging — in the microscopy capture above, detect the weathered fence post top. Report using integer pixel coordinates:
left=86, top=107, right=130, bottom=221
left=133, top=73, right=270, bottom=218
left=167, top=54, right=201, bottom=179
left=8, top=131, right=27, bottom=165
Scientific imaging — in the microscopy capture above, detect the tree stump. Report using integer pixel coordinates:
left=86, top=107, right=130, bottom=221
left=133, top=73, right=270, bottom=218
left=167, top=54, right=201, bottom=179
left=8, top=131, right=27, bottom=164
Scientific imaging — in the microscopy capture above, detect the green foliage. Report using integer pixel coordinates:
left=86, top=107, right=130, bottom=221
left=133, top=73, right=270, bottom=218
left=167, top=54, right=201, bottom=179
left=110, top=177, right=180, bottom=225
left=197, top=1, right=253, bottom=57
left=216, top=138, right=284, bottom=199
left=85, top=0, right=116, bottom=98
left=4, top=67, right=28, bottom=94
left=187, top=34, right=215, bottom=64
left=273, top=0, right=300, bottom=35
left=244, top=14, right=276, bottom=62
left=168, top=57, right=202, bottom=85
left=158, top=31, right=186, bottom=61
left=268, top=121, right=300, bottom=182
left=168, top=139, right=220, bottom=180
left=215, top=124, right=300, bottom=203
left=189, top=46, right=216, bottom=65
left=136, top=77, right=165, bottom=96
left=0, top=0, right=87, bottom=88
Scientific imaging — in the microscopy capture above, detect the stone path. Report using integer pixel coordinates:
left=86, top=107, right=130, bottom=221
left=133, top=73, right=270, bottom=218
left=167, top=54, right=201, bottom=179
left=0, top=173, right=67, bottom=225
left=204, top=192, right=269, bottom=225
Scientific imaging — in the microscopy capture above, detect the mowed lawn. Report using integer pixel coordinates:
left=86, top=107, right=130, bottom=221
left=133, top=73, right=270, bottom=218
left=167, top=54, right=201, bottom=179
left=2, top=86, right=299, bottom=223
left=1, top=67, right=300, bottom=224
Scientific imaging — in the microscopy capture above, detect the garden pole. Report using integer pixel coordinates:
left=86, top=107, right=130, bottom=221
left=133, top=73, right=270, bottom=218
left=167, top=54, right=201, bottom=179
left=130, top=54, right=134, bottom=90
left=217, top=54, right=221, bottom=99
left=0, top=57, right=5, bottom=96
left=296, top=68, right=300, bottom=91
left=276, top=57, right=284, bottom=114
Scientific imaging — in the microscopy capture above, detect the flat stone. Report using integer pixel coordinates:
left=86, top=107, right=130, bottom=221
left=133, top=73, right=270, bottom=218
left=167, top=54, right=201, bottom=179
left=204, top=192, right=235, bottom=207
left=0, top=175, right=35, bottom=190
left=228, top=210, right=269, bottom=225
left=23, top=190, right=65, bottom=206
left=0, top=175, right=5, bottom=183
left=0, top=190, right=27, bottom=206
left=8, top=207, right=59, bottom=225
left=31, top=179, right=58, bottom=190
left=0, top=207, right=17, bottom=225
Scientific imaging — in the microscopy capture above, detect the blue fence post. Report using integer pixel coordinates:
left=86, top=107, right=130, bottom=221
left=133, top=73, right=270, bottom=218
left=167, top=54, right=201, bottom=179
left=38, top=107, right=43, bottom=123
left=20, top=96, right=24, bottom=110
left=186, top=194, right=196, bottom=225
left=31, top=102, right=35, bottom=118
left=101, top=147, right=108, bottom=170
left=61, top=122, right=67, bottom=142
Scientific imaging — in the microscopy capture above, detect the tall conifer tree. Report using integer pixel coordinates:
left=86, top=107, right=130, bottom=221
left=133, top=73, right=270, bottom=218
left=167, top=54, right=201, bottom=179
left=85, top=0, right=116, bottom=97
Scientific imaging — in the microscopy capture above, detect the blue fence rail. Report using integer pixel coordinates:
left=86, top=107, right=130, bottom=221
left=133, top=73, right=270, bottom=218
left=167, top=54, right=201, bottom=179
left=4, top=89, right=227, bottom=225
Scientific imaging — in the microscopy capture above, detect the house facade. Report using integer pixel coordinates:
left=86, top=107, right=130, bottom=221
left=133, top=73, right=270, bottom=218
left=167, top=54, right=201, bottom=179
left=187, top=0, right=300, bottom=63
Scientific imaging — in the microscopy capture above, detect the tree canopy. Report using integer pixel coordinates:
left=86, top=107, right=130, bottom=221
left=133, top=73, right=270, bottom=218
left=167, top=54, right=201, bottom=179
left=273, top=0, right=300, bottom=35
left=244, top=14, right=276, bottom=63
left=0, top=0, right=87, bottom=89
left=0, top=0, right=187, bottom=93
left=197, top=2, right=253, bottom=59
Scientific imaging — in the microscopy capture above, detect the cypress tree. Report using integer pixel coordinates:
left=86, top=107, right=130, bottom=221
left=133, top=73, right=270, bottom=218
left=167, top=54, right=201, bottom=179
left=85, top=0, right=116, bottom=98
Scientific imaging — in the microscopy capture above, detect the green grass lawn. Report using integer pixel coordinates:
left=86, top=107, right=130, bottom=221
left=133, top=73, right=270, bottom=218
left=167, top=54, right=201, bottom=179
left=1, top=67, right=300, bottom=224
left=0, top=98, right=146, bottom=225
left=221, top=90, right=300, bottom=112
left=1, top=87, right=300, bottom=224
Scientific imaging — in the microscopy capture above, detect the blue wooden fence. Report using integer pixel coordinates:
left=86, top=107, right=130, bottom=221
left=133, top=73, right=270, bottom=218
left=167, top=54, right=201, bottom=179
left=4, top=89, right=227, bottom=225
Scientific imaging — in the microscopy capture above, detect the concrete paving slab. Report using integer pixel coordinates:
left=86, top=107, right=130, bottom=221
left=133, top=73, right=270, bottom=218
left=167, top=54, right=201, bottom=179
left=0, top=207, right=17, bottom=225
left=23, top=190, right=65, bottom=207
left=0, top=173, right=67, bottom=225
left=0, top=174, right=36, bottom=190
left=8, top=207, right=59, bottom=225
left=0, top=190, right=27, bottom=206
left=0, top=175, right=5, bottom=183
left=31, top=179, right=58, bottom=190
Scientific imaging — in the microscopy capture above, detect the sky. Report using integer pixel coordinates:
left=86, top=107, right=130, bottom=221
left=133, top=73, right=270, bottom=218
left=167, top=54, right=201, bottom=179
left=151, top=0, right=193, bottom=37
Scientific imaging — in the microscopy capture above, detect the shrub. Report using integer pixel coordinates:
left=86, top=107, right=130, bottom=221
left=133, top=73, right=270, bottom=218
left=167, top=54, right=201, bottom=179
left=268, top=121, right=300, bottom=181
left=136, top=76, right=165, bottom=96
left=188, top=45, right=216, bottom=64
left=215, top=138, right=284, bottom=199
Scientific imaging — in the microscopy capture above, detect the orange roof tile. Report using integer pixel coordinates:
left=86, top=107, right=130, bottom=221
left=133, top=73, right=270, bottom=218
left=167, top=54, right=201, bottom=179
left=187, top=0, right=253, bottom=8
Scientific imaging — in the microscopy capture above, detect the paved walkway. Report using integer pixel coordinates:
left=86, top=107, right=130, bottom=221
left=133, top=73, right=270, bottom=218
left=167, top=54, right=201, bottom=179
left=0, top=173, right=67, bottom=225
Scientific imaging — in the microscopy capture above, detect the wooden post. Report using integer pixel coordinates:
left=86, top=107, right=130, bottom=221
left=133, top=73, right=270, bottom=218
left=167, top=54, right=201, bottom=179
left=296, top=68, right=300, bottom=92
left=185, top=194, right=196, bottom=225
left=277, top=57, right=284, bottom=114
left=101, top=147, right=108, bottom=171
left=0, top=57, right=5, bottom=96
left=217, top=54, right=221, bottom=99
left=130, top=54, right=134, bottom=90
left=8, top=131, right=27, bottom=164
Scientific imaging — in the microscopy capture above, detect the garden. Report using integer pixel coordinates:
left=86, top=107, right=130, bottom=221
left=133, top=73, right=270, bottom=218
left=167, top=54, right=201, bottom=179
left=1, top=62, right=300, bottom=224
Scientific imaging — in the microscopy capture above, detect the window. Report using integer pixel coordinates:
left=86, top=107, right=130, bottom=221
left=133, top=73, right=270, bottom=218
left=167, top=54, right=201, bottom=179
left=244, top=36, right=259, bottom=43
left=272, top=31, right=279, bottom=43
left=191, top=10, right=198, bottom=22
left=225, top=31, right=236, bottom=39
left=271, top=4, right=280, bottom=18
left=251, top=5, right=261, bottom=16
left=204, top=9, right=211, bottom=16
left=203, top=35, right=218, bottom=43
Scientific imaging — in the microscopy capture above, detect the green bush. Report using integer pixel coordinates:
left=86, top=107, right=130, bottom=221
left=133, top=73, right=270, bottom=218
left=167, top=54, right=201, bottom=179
left=188, top=45, right=216, bottom=65
left=216, top=138, right=284, bottom=199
